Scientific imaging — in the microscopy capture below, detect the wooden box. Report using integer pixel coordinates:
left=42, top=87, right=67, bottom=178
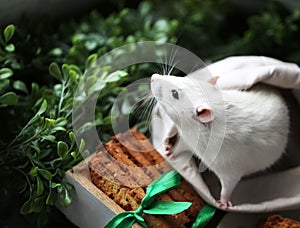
left=57, top=159, right=124, bottom=228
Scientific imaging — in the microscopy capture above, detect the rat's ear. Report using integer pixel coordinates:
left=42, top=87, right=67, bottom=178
left=195, top=106, right=214, bottom=123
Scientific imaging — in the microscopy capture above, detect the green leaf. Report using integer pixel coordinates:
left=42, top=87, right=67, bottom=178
left=72, top=33, right=86, bottom=43
left=4, top=24, right=15, bottom=43
left=49, top=47, right=63, bottom=56
left=57, top=141, right=69, bottom=158
left=36, top=47, right=41, bottom=55
left=37, top=99, right=47, bottom=115
left=139, top=1, right=151, bottom=17
left=31, top=82, right=40, bottom=96
left=62, top=64, right=70, bottom=81
left=79, top=139, right=85, bottom=152
left=69, top=131, right=76, bottom=143
left=84, top=40, right=97, bottom=51
left=32, top=196, right=44, bottom=213
left=51, top=182, right=61, bottom=189
left=42, top=135, right=56, bottom=142
left=76, top=121, right=96, bottom=135
left=86, top=75, right=97, bottom=92
left=36, top=176, right=44, bottom=196
left=46, top=187, right=57, bottom=205
left=50, top=158, right=62, bottom=167
left=106, top=70, right=128, bottom=83
left=30, top=167, right=39, bottom=177
left=57, top=185, right=72, bottom=207
left=86, top=53, right=98, bottom=69
left=56, top=117, right=68, bottom=126
left=50, top=126, right=66, bottom=133
left=44, top=118, right=56, bottom=128
left=5, top=44, right=15, bottom=52
left=38, top=169, right=52, bottom=181
left=70, top=151, right=77, bottom=158
left=49, top=62, right=62, bottom=80
left=0, top=92, right=18, bottom=106
left=68, top=64, right=81, bottom=74
left=68, top=69, right=78, bottom=83
left=154, top=19, right=169, bottom=32
left=30, top=145, right=41, bottom=154
left=13, top=80, right=28, bottom=93
left=20, top=197, right=33, bottom=214
left=121, top=98, right=131, bottom=114
left=0, top=79, right=9, bottom=91
left=0, top=68, right=13, bottom=80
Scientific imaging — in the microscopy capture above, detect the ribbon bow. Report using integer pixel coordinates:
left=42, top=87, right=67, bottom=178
left=105, top=169, right=192, bottom=228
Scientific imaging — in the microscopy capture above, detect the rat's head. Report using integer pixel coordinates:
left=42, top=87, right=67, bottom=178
left=150, top=73, right=219, bottom=127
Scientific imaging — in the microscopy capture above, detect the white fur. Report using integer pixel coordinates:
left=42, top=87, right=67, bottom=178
left=151, top=74, right=289, bottom=207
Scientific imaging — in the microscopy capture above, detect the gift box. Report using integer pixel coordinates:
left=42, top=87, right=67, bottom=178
left=57, top=129, right=215, bottom=228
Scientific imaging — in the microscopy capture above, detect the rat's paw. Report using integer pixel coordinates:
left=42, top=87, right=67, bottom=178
left=216, top=200, right=233, bottom=209
left=164, top=150, right=173, bottom=157
left=164, top=144, right=173, bottom=157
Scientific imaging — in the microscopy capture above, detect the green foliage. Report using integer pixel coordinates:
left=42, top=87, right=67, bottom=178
left=0, top=3, right=179, bottom=226
left=1, top=60, right=85, bottom=226
left=148, top=0, right=300, bottom=63
left=0, top=25, right=19, bottom=109
left=241, top=5, right=300, bottom=60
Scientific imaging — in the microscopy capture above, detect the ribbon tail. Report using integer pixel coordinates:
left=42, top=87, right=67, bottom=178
left=144, top=201, right=192, bottom=215
left=192, top=205, right=217, bottom=228
left=133, top=211, right=147, bottom=228
left=105, top=212, right=135, bottom=228
left=119, top=216, right=138, bottom=228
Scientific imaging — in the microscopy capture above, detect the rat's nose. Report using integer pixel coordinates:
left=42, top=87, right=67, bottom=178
left=151, top=73, right=161, bottom=83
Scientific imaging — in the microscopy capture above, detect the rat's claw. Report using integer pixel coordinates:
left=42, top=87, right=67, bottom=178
left=216, top=200, right=233, bottom=209
left=164, top=150, right=173, bottom=157
left=165, top=144, right=171, bottom=151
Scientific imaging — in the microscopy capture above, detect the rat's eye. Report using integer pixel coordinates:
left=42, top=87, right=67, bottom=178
left=171, top=89, right=179, bottom=100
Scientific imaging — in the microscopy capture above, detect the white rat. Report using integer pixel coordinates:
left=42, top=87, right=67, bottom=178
left=150, top=73, right=289, bottom=208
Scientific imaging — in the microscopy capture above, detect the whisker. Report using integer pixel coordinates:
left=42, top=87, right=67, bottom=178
left=169, top=46, right=180, bottom=75
left=160, top=45, right=179, bottom=76
left=162, top=52, right=169, bottom=75
left=167, top=48, right=175, bottom=75
left=130, top=92, right=157, bottom=134
left=168, top=64, right=176, bottom=76
left=131, top=92, right=155, bottom=120
left=150, top=63, right=160, bottom=76
left=158, top=54, right=167, bottom=75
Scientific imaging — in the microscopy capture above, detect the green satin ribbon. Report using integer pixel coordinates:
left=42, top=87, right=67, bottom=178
left=105, top=169, right=192, bottom=228
left=192, top=204, right=217, bottom=228
left=105, top=169, right=217, bottom=228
